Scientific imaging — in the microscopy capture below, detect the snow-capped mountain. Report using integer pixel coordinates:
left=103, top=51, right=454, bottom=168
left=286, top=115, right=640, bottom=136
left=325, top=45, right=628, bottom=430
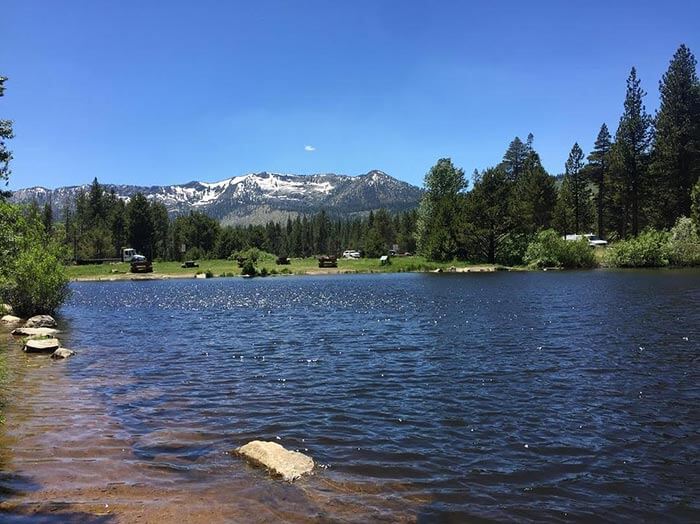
left=10, top=170, right=422, bottom=225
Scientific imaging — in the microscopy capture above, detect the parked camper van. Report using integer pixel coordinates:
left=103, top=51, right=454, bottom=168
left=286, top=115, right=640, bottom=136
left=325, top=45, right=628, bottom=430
left=121, top=248, right=145, bottom=262
left=563, top=234, right=608, bottom=247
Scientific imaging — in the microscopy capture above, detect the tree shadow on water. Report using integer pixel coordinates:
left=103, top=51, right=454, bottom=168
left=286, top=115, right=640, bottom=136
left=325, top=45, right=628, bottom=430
left=0, top=471, right=116, bottom=524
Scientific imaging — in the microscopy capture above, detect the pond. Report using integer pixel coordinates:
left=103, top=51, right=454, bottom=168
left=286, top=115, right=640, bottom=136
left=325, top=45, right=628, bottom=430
left=1, top=271, right=698, bottom=522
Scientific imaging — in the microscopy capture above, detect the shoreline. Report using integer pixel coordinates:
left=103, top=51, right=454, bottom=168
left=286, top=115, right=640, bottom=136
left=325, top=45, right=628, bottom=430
left=69, top=264, right=514, bottom=282
left=0, top=330, right=417, bottom=522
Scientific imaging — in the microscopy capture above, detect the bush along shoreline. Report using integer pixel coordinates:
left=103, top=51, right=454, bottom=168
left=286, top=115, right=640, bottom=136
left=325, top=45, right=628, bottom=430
left=1, top=202, right=70, bottom=317
left=603, top=217, right=700, bottom=268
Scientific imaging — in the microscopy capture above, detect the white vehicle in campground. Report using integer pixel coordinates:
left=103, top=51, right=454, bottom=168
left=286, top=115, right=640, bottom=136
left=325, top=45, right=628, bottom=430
left=583, top=234, right=608, bottom=247
left=563, top=234, right=608, bottom=247
left=342, top=250, right=361, bottom=259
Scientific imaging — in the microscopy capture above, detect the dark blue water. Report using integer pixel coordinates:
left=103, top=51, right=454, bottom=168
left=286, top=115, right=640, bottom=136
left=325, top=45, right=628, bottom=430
left=57, top=271, right=699, bottom=521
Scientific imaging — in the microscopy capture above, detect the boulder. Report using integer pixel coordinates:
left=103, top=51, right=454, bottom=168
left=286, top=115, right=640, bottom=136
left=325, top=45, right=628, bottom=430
left=24, top=338, right=60, bottom=353
left=0, top=304, right=13, bottom=315
left=12, top=327, right=59, bottom=337
left=236, top=440, right=314, bottom=481
left=51, top=347, right=76, bottom=359
left=25, top=315, right=57, bottom=328
left=1, top=315, right=22, bottom=325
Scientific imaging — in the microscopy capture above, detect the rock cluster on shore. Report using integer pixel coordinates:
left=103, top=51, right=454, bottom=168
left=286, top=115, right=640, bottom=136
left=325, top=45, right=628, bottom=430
left=1, top=312, right=76, bottom=360
left=1, top=315, right=22, bottom=325
left=236, top=440, right=314, bottom=481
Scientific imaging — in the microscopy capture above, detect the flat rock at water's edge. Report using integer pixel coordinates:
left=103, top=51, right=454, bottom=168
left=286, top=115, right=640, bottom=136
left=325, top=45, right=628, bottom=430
left=12, top=327, right=59, bottom=337
left=51, top=347, right=75, bottom=359
left=24, top=338, right=60, bottom=353
left=236, top=440, right=314, bottom=481
left=25, top=315, right=57, bottom=328
left=1, top=315, right=22, bottom=325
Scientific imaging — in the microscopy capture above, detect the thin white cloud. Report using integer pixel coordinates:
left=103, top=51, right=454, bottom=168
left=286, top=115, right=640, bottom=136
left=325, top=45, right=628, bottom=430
left=304, top=145, right=316, bottom=152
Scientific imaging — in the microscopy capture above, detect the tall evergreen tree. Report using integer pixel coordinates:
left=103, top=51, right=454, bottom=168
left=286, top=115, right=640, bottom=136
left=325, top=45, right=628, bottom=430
left=649, top=44, right=700, bottom=228
left=0, top=76, right=12, bottom=185
left=42, top=202, right=53, bottom=237
left=564, top=143, right=592, bottom=234
left=126, top=193, right=154, bottom=259
left=500, top=136, right=529, bottom=182
left=416, top=158, right=467, bottom=261
left=516, top=148, right=557, bottom=232
left=613, top=67, right=653, bottom=237
left=587, top=123, right=612, bottom=238
left=463, top=167, right=514, bottom=263
left=110, top=198, right=127, bottom=258
left=151, top=202, right=170, bottom=259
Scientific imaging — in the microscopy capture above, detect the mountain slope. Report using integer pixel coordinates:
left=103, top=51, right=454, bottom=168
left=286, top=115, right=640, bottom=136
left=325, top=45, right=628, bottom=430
left=10, top=170, right=422, bottom=225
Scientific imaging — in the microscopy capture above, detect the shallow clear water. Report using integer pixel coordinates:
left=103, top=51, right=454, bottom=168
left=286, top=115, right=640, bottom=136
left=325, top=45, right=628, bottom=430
left=5, top=271, right=700, bottom=521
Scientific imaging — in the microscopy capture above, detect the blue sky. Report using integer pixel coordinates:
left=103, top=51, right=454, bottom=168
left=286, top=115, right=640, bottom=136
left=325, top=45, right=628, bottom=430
left=3, top=0, right=699, bottom=190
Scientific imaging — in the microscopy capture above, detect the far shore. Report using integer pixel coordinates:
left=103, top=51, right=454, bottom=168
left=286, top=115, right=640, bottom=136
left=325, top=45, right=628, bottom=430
left=65, top=256, right=520, bottom=282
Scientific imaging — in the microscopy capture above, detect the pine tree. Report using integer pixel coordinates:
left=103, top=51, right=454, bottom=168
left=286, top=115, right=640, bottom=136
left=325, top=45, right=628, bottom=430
left=42, top=202, right=53, bottom=237
left=416, top=158, right=467, bottom=261
left=0, top=76, right=13, bottom=185
left=649, top=44, right=700, bottom=228
left=552, top=180, right=575, bottom=236
left=463, top=167, right=514, bottom=263
left=500, top=136, right=529, bottom=182
left=126, top=193, right=154, bottom=259
left=564, top=143, right=592, bottom=234
left=587, top=123, right=612, bottom=238
left=516, top=149, right=557, bottom=232
left=613, top=67, right=653, bottom=237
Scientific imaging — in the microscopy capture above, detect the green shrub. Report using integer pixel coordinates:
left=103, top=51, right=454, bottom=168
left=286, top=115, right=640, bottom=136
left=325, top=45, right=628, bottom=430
left=496, top=233, right=530, bottom=266
left=691, top=178, right=700, bottom=233
left=1, top=244, right=70, bottom=316
left=604, top=230, right=670, bottom=267
left=240, top=259, right=257, bottom=277
left=259, top=267, right=269, bottom=277
left=184, top=247, right=204, bottom=261
left=667, top=217, right=700, bottom=266
left=524, top=230, right=596, bottom=269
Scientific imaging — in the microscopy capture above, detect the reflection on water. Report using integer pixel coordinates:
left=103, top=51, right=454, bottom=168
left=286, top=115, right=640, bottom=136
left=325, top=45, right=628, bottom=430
left=1, top=271, right=699, bottom=522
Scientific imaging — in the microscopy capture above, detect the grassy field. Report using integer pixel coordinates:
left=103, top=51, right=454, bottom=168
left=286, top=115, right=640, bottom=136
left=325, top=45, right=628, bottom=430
left=65, top=256, right=502, bottom=280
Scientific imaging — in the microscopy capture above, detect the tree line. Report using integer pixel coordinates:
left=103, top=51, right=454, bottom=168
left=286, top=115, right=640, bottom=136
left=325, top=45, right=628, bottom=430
left=45, top=177, right=418, bottom=261
left=9, top=43, right=700, bottom=269
left=417, top=44, right=700, bottom=263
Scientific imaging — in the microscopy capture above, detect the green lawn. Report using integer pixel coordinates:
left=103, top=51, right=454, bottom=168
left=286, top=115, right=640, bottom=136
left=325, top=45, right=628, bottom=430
left=65, top=256, right=497, bottom=280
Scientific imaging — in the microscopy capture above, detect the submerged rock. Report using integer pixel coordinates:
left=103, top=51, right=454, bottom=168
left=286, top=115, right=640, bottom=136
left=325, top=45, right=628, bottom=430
left=236, top=440, right=314, bottom=481
left=24, top=338, right=60, bottom=353
left=12, top=327, right=59, bottom=337
left=25, top=315, right=57, bottom=328
left=1, top=315, right=22, bottom=325
left=51, top=347, right=76, bottom=359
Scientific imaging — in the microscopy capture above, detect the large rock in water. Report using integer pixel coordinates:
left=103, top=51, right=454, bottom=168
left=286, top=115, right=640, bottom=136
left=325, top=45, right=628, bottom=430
left=236, top=440, right=314, bottom=481
left=12, top=327, right=59, bottom=337
left=1, top=315, right=22, bottom=325
left=51, top=347, right=75, bottom=359
left=24, top=338, right=60, bottom=353
left=25, top=315, right=57, bottom=328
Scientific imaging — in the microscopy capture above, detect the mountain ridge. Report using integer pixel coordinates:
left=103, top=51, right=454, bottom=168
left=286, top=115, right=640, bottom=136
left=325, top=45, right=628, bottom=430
left=10, top=170, right=423, bottom=225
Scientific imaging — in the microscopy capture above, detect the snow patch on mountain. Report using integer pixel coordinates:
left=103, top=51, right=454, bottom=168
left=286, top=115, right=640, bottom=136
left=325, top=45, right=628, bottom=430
left=11, top=170, right=422, bottom=225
